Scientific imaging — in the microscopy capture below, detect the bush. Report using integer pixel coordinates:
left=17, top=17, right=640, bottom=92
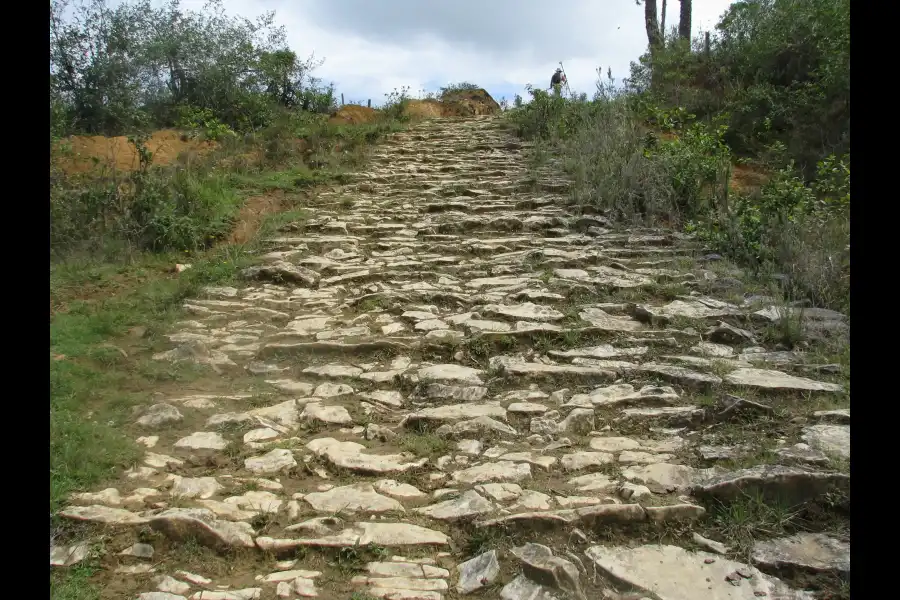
left=688, top=157, right=850, bottom=312
left=628, top=0, right=849, bottom=176
left=49, top=0, right=336, bottom=136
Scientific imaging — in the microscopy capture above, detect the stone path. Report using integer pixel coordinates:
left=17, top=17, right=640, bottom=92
left=53, top=116, right=850, bottom=599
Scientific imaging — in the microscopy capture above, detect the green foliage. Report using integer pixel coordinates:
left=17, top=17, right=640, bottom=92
left=439, top=81, right=481, bottom=97
left=380, top=86, right=412, bottom=122
left=49, top=0, right=336, bottom=136
left=176, top=106, right=237, bottom=141
left=50, top=164, right=242, bottom=255
left=629, top=0, right=849, bottom=175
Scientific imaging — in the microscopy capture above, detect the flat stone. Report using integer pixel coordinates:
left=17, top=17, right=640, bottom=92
left=293, top=578, right=318, bottom=597
left=224, top=490, right=282, bottom=513
left=709, top=395, right=775, bottom=421
left=707, top=321, right=756, bottom=344
left=351, top=574, right=448, bottom=592
left=724, top=368, right=843, bottom=393
left=303, top=483, right=404, bottom=513
left=307, top=437, right=428, bottom=473
left=586, top=544, right=813, bottom=600
left=693, top=532, right=728, bottom=555
left=242, top=261, right=319, bottom=286
left=507, top=402, right=549, bottom=414
left=554, top=495, right=603, bottom=508
left=170, top=476, right=223, bottom=499
left=366, top=561, right=448, bottom=578
left=567, top=473, right=616, bottom=493
left=196, top=499, right=258, bottom=521
left=645, top=504, right=706, bottom=522
left=416, top=319, right=450, bottom=331
left=475, top=483, right=524, bottom=502
left=421, top=383, right=488, bottom=402
left=259, top=569, right=322, bottom=583
left=751, top=533, right=850, bottom=574
left=813, top=409, right=850, bottom=424
left=50, top=542, right=91, bottom=566
left=456, top=550, right=501, bottom=594
left=302, top=364, right=364, bottom=378
left=464, top=319, right=512, bottom=332
left=244, top=449, right=297, bottom=474
left=588, top=437, right=641, bottom=452
left=149, top=508, right=255, bottom=549
left=188, top=590, right=261, bottom=600
left=256, top=522, right=450, bottom=550
left=639, top=363, right=722, bottom=389
left=693, top=465, right=850, bottom=504
left=557, top=408, right=594, bottom=434
left=435, top=416, right=517, bottom=438
left=508, top=490, right=554, bottom=511
left=313, top=382, right=354, bottom=398
left=417, top=364, right=484, bottom=385
left=144, top=452, right=184, bottom=468
left=482, top=302, right=564, bottom=322
left=58, top=505, right=148, bottom=526
left=244, top=428, right=279, bottom=443
left=301, top=403, right=353, bottom=425
left=561, top=451, right=615, bottom=471
left=137, top=404, right=184, bottom=428
left=499, top=574, right=564, bottom=600
left=117, top=564, right=156, bottom=574
left=70, top=488, right=122, bottom=506
left=578, top=308, right=643, bottom=331
left=635, top=298, right=744, bottom=321
left=571, top=384, right=679, bottom=408
left=120, top=542, right=155, bottom=558
left=776, top=443, right=830, bottom=466
left=456, top=440, right=483, bottom=455
left=478, top=503, right=645, bottom=529
left=802, top=424, right=850, bottom=459
left=490, top=356, right=616, bottom=383
left=174, top=432, right=228, bottom=451
left=691, top=342, right=735, bottom=358
left=619, top=406, right=705, bottom=427
left=375, top=480, right=426, bottom=499
left=510, top=542, right=585, bottom=600
left=405, top=402, right=506, bottom=425
left=620, top=451, right=674, bottom=464
left=361, top=390, right=405, bottom=408
left=622, top=463, right=697, bottom=493
left=415, top=490, right=495, bottom=520
left=156, top=576, right=191, bottom=595
left=500, top=452, right=557, bottom=470
left=451, top=461, right=531, bottom=485
left=550, top=344, right=648, bottom=360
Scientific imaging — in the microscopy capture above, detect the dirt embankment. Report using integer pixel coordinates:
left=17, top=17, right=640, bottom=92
left=53, top=129, right=216, bottom=176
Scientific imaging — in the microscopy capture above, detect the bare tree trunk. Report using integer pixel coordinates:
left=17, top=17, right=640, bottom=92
left=679, top=0, right=692, bottom=40
left=644, top=0, right=662, bottom=50
left=661, top=0, right=667, bottom=46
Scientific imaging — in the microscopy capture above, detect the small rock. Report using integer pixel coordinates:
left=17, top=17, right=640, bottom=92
left=456, top=550, right=501, bottom=594
left=119, top=543, right=155, bottom=559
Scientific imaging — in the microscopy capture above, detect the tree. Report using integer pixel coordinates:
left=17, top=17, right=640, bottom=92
left=635, top=0, right=692, bottom=49
left=639, top=0, right=662, bottom=50
left=678, top=0, right=692, bottom=40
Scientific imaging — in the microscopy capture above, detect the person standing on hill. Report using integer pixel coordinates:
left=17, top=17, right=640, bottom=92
left=550, top=68, right=566, bottom=95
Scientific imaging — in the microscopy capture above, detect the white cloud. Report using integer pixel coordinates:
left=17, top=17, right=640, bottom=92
left=176, top=0, right=737, bottom=104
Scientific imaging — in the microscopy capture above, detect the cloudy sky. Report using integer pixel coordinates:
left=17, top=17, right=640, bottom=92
left=181, top=0, right=736, bottom=105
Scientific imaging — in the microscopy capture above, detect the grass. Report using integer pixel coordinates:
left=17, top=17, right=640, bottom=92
left=398, top=431, right=449, bottom=458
